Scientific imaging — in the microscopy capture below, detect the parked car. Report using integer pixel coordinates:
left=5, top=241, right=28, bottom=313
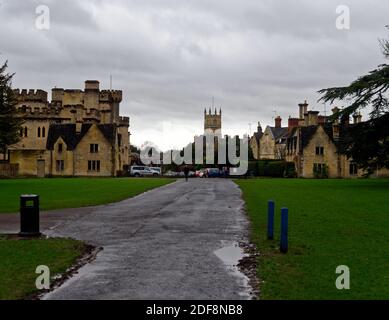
left=188, top=171, right=196, bottom=177
left=150, top=167, right=162, bottom=176
left=206, top=168, right=221, bottom=178
left=195, top=169, right=206, bottom=178
left=129, top=166, right=156, bottom=177
left=165, top=170, right=179, bottom=177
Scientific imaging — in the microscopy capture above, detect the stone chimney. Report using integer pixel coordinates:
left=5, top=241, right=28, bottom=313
left=304, top=112, right=309, bottom=127
left=257, top=121, right=263, bottom=134
left=275, top=116, right=282, bottom=128
left=299, top=100, right=308, bottom=119
left=307, top=111, right=319, bottom=126
left=341, top=114, right=350, bottom=126
left=318, top=115, right=326, bottom=125
left=288, top=117, right=299, bottom=131
left=332, top=107, right=340, bottom=141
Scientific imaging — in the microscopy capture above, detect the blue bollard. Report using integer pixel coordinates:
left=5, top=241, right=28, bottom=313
left=280, top=207, right=289, bottom=253
left=267, top=200, right=275, bottom=240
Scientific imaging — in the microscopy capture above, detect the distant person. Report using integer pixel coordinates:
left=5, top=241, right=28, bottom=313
left=184, top=166, right=190, bottom=182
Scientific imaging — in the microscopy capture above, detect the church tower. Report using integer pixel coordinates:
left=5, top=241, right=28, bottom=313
left=204, top=108, right=222, bottom=136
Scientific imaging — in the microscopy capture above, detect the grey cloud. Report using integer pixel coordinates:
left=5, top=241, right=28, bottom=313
left=0, top=0, right=388, bottom=149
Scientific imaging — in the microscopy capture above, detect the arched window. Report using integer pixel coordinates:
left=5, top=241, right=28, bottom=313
left=37, top=127, right=41, bottom=138
left=42, top=127, right=46, bottom=138
left=20, top=128, right=23, bottom=137
left=24, top=127, right=28, bottom=137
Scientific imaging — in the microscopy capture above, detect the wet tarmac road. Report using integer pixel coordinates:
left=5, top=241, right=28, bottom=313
left=1, top=179, right=253, bottom=300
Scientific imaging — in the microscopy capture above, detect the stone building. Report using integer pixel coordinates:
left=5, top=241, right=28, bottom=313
left=249, top=122, right=263, bottom=160
left=9, top=80, right=130, bottom=177
left=250, top=101, right=367, bottom=178
left=285, top=104, right=361, bottom=178
left=250, top=101, right=389, bottom=178
left=257, top=116, right=288, bottom=160
left=204, top=108, right=222, bottom=137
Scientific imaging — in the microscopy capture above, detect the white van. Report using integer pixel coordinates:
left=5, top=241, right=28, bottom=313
left=150, top=167, right=162, bottom=176
left=129, top=166, right=156, bottom=177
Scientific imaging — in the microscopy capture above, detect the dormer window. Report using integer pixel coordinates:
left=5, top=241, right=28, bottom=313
left=316, top=146, right=324, bottom=155
left=90, top=144, right=99, bottom=153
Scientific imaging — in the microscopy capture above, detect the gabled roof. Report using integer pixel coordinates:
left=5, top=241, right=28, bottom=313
left=46, top=123, right=116, bottom=150
left=300, top=126, right=319, bottom=149
left=287, top=123, right=363, bottom=155
left=287, top=124, right=337, bottom=150
left=253, top=131, right=263, bottom=143
left=268, top=126, right=288, bottom=141
left=97, top=124, right=116, bottom=144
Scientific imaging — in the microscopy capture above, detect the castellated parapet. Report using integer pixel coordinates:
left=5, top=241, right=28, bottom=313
left=13, top=80, right=125, bottom=123
left=14, top=89, right=48, bottom=102
left=99, top=90, right=123, bottom=103
left=52, top=88, right=64, bottom=102
left=119, top=116, right=130, bottom=126
left=204, top=108, right=222, bottom=136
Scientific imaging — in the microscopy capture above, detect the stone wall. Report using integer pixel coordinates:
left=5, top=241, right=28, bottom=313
left=301, top=126, right=339, bottom=178
left=250, top=138, right=260, bottom=160
left=10, top=150, right=45, bottom=176
left=0, top=163, right=19, bottom=177
left=259, top=128, right=276, bottom=160
left=73, top=125, right=114, bottom=177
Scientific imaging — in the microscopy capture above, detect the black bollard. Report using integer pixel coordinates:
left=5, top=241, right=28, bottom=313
left=19, top=195, right=41, bottom=237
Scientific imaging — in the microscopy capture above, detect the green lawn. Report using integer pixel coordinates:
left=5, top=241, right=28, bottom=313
left=0, top=237, right=86, bottom=300
left=0, top=178, right=173, bottom=213
left=235, top=178, right=389, bottom=300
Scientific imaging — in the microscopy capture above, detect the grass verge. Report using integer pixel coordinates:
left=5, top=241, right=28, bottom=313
left=0, top=236, right=87, bottom=300
left=235, top=178, right=389, bottom=299
left=0, top=178, right=173, bottom=213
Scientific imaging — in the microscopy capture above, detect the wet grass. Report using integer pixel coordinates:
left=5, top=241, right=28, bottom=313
left=0, top=178, right=173, bottom=213
left=235, top=178, right=389, bottom=300
left=0, top=237, right=86, bottom=300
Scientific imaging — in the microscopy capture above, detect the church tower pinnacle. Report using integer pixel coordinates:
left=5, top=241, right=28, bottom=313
left=204, top=107, right=222, bottom=136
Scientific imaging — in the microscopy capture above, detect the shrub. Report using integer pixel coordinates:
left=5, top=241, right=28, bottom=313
left=251, top=160, right=296, bottom=178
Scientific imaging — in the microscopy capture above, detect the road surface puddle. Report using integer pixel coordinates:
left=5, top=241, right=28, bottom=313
left=214, top=242, right=246, bottom=269
left=214, top=241, right=253, bottom=299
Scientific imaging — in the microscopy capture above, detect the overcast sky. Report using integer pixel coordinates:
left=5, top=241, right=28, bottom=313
left=1, top=0, right=388, bottom=150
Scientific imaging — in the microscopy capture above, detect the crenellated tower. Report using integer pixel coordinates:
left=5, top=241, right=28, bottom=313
left=204, top=108, right=222, bottom=136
